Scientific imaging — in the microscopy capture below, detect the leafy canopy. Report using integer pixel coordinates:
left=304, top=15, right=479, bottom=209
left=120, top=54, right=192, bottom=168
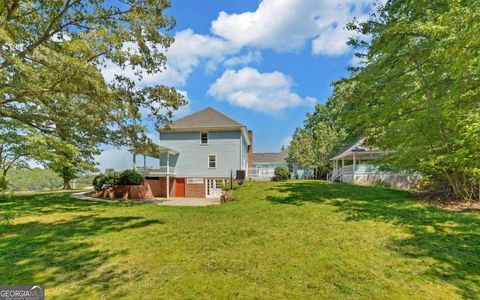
left=288, top=104, right=348, bottom=178
left=0, top=0, right=187, bottom=186
left=342, top=0, right=480, bottom=199
left=1, top=0, right=186, bottom=136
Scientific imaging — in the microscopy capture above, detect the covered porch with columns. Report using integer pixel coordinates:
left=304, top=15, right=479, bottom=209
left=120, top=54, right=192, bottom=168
left=328, top=138, right=420, bottom=189
left=330, top=151, right=385, bottom=183
left=328, top=138, right=386, bottom=183
left=131, top=143, right=178, bottom=199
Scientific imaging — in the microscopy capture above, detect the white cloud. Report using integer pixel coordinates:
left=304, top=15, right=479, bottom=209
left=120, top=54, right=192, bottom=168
left=102, top=29, right=241, bottom=87
left=165, top=29, right=240, bottom=81
left=102, top=1, right=379, bottom=88
left=208, top=67, right=316, bottom=115
left=311, top=25, right=352, bottom=56
left=281, top=136, right=293, bottom=148
left=211, top=0, right=376, bottom=56
left=223, top=51, right=262, bottom=67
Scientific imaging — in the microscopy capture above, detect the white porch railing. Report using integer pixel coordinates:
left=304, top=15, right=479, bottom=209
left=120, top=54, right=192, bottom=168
left=330, top=164, right=380, bottom=181
left=248, top=168, right=300, bottom=179
left=135, top=166, right=176, bottom=176
left=248, top=167, right=275, bottom=178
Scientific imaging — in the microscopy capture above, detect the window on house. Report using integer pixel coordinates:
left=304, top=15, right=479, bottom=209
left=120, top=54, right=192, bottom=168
left=208, top=155, right=216, bottom=168
left=200, top=132, right=208, bottom=144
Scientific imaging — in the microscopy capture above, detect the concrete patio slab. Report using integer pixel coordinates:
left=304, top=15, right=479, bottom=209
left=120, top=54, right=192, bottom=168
left=156, top=197, right=221, bottom=206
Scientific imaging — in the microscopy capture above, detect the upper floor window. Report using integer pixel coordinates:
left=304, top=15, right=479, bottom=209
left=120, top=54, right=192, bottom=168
left=208, top=155, right=216, bottom=168
left=200, top=132, right=208, bottom=144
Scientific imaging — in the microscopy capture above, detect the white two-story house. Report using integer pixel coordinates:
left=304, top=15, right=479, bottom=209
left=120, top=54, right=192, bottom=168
left=133, top=107, right=252, bottom=198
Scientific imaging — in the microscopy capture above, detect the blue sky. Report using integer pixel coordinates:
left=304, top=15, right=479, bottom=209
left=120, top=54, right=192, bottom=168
left=96, top=0, right=377, bottom=171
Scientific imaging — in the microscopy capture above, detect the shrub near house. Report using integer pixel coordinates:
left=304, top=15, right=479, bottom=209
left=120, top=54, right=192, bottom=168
left=93, top=170, right=144, bottom=199
left=93, top=170, right=143, bottom=190
left=273, top=166, right=290, bottom=181
left=116, top=170, right=143, bottom=186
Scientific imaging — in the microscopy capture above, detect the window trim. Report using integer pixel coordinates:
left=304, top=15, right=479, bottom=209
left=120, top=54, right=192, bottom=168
left=200, top=132, right=209, bottom=145
left=208, top=154, right=217, bottom=169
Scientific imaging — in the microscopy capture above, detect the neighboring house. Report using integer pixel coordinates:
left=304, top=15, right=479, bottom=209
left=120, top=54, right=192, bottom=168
left=250, top=151, right=314, bottom=180
left=292, top=165, right=315, bottom=180
left=133, top=107, right=252, bottom=198
left=250, top=152, right=289, bottom=179
left=329, top=138, right=420, bottom=189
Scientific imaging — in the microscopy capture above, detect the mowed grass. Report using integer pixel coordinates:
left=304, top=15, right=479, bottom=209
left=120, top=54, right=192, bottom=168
left=1, top=181, right=479, bottom=299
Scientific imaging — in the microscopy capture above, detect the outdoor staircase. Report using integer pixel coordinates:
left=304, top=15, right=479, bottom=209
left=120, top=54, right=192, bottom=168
left=329, top=170, right=341, bottom=182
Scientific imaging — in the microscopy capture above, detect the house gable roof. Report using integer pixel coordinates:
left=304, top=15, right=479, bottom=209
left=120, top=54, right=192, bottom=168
left=253, top=152, right=288, bottom=164
left=330, top=138, right=385, bottom=160
left=158, top=107, right=250, bottom=145
left=159, top=107, right=244, bottom=131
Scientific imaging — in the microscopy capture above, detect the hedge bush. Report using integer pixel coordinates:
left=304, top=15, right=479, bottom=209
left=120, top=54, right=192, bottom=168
left=92, top=170, right=143, bottom=191
left=92, top=174, right=108, bottom=191
left=116, top=169, right=143, bottom=185
left=273, top=166, right=290, bottom=181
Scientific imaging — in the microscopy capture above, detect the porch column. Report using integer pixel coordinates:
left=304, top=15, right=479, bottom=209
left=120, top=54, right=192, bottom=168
left=143, top=154, right=146, bottom=179
left=204, top=177, right=207, bottom=198
left=331, top=159, right=336, bottom=181
left=341, top=158, right=344, bottom=181
left=353, top=153, right=356, bottom=183
left=166, top=151, right=170, bottom=199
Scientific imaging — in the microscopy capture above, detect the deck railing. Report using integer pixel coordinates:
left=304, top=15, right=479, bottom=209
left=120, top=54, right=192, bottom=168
left=330, top=164, right=380, bottom=181
left=248, top=168, right=275, bottom=178
left=135, top=166, right=176, bottom=176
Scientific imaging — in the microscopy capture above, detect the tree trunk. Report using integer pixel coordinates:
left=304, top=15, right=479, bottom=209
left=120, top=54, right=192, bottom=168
left=62, top=166, right=72, bottom=190
left=63, top=177, right=72, bottom=190
left=445, top=171, right=469, bottom=200
left=0, top=175, right=7, bottom=191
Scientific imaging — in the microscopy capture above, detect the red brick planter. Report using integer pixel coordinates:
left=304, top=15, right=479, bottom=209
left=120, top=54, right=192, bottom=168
left=95, top=183, right=154, bottom=200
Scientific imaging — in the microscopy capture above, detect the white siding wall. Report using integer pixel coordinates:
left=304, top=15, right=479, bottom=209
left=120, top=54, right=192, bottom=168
left=159, top=131, right=242, bottom=177
left=241, top=134, right=248, bottom=173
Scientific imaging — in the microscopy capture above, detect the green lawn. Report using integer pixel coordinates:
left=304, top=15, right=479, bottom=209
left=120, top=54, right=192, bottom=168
left=1, top=181, right=479, bottom=299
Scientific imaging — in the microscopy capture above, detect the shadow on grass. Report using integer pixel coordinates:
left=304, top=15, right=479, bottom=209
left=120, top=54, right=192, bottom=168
left=0, top=191, right=109, bottom=215
left=266, top=181, right=480, bottom=298
left=0, top=192, right=161, bottom=297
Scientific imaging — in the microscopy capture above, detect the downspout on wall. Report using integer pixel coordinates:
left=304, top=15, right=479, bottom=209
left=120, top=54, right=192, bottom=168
left=247, top=130, right=254, bottom=170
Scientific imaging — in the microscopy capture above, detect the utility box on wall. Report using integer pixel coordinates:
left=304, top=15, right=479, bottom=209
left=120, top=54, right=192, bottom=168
left=236, top=170, right=246, bottom=180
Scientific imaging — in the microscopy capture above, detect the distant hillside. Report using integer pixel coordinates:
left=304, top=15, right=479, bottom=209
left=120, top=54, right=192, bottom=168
left=5, top=169, right=95, bottom=192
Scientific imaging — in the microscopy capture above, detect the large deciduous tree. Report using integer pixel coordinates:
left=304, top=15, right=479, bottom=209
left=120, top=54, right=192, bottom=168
left=0, top=0, right=187, bottom=188
left=1, top=0, right=186, bottom=131
left=39, top=94, right=106, bottom=189
left=343, top=0, right=480, bottom=200
left=0, top=120, right=43, bottom=191
left=288, top=105, right=347, bottom=179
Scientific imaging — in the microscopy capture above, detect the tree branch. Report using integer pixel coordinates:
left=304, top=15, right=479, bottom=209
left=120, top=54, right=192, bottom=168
left=1, top=0, right=79, bottom=69
left=6, top=0, right=21, bottom=20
